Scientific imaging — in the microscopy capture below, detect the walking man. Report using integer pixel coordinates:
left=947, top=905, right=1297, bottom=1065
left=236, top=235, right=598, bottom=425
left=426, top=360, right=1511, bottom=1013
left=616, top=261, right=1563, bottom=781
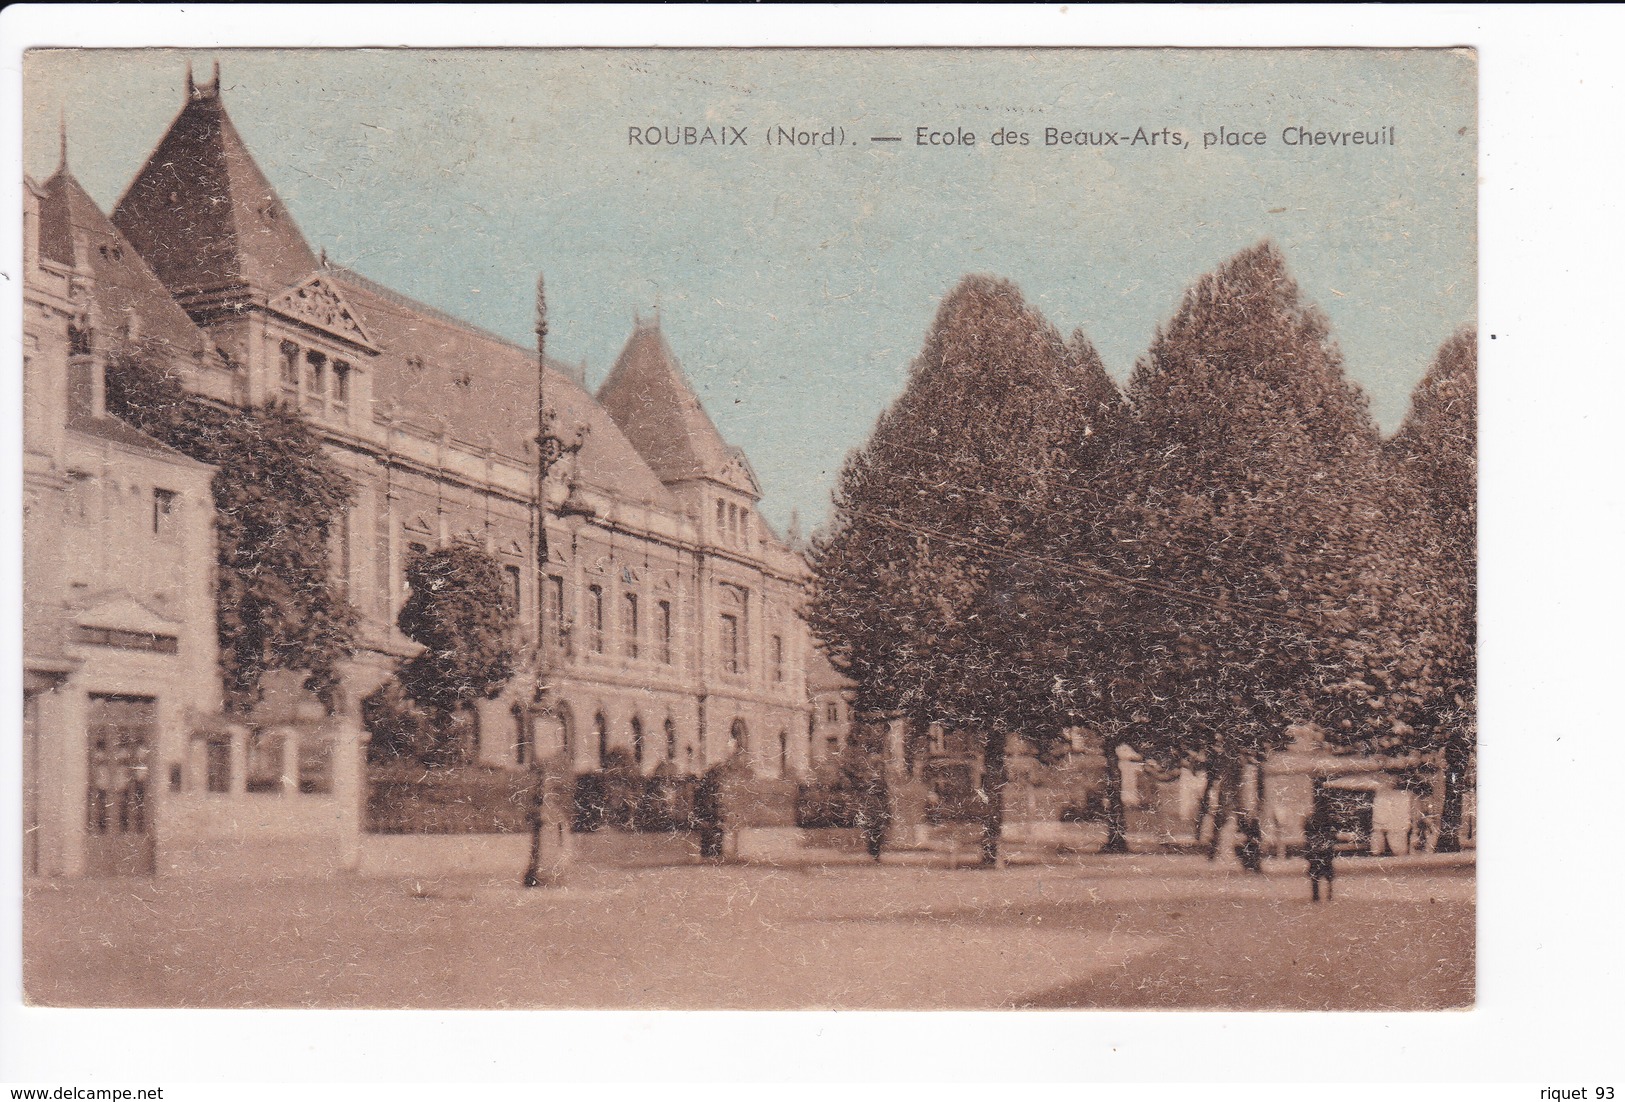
left=1305, top=808, right=1337, bottom=902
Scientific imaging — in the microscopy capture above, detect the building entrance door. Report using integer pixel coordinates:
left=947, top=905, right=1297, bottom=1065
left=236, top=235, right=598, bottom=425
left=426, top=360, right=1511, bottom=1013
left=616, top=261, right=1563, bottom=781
left=85, top=694, right=157, bottom=876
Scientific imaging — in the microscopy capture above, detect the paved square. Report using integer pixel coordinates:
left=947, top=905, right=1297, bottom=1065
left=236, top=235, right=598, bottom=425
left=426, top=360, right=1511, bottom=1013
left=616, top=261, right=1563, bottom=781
left=23, top=853, right=1473, bottom=1010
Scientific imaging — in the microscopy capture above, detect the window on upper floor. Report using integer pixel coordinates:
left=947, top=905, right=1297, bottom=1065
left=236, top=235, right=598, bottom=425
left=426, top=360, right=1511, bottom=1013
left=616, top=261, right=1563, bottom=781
left=826, top=702, right=840, bottom=724
left=151, top=488, right=177, bottom=537
left=716, top=498, right=726, bottom=535
left=658, top=600, right=673, bottom=665
left=405, top=542, right=428, bottom=598
left=623, top=592, right=639, bottom=659
left=279, top=341, right=300, bottom=390
left=332, top=360, right=352, bottom=405
left=69, top=321, right=92, bottom=358
left=771, top=634, right=785, bottom=683
left=720, top=612, right=741, bottom=675
left=545, top=576, right=566, bottom=649
left=504, top=565, right=522, bottom=615
left=587, top=585, right=605, bottom=654
left=304, top=349, right=327, bottom=398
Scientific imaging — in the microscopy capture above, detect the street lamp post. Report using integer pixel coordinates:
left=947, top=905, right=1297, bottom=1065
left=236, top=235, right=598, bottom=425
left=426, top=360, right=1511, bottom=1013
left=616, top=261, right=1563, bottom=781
left=523, top=274, right=583, bottom=889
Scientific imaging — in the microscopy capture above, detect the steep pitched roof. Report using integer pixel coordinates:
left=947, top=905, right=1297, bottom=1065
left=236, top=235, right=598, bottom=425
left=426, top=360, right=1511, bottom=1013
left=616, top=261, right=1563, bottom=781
left=806, top=646, right=855, bottom=694
left=111, top=83, right=318, bottom=302
left=597, top=321, right=761, bottom=497
left=38, top=168, right=212, bottom=360
left=326, top=268, right=675, bottom=508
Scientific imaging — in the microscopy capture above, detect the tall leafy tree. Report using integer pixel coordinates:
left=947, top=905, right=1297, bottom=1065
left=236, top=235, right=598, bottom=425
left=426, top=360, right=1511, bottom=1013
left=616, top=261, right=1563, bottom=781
left=1386, top=330, right=1478, bottom=850
left=1077, top=242, right=1448, bottom=855
left=394, top=542, right=519, bottom=765
left=811, top=276, right=1108, bottom=865
left=105, top=343, right=358, bottom=712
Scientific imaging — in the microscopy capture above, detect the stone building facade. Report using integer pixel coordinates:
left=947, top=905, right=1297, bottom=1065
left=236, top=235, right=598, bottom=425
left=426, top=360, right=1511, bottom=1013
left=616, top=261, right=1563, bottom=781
left=24, top=68, right=813, bottom=876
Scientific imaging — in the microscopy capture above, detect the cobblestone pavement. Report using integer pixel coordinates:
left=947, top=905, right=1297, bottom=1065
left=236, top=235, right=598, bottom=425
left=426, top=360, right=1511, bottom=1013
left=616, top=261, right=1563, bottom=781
left=22, top=853, right=1473, bottom=1010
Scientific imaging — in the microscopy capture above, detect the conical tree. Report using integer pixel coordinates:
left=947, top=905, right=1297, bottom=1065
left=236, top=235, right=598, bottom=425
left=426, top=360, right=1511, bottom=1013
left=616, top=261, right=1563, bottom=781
left=1386, top=330, right=1478, bottom=850
left=810, top=276, right=1109, bottom=866
left=1089, top=241, right=1445, bottom=858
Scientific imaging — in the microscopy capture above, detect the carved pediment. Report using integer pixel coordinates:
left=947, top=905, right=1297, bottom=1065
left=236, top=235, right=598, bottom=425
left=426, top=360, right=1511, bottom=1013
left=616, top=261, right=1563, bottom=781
left=268, top=276, right=376, bottom=349
left=721, top=449, right=762, bottom=496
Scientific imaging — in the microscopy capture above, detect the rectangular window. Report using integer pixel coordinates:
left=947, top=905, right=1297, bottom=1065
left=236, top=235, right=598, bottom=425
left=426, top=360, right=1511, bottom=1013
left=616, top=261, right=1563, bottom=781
left=296, top=738, right=333, bottom=795
left=332, top=360, right=351, bottom=404
left=405, top=542, right=427, bottom=598
left=658, top=600, right=673, bottom=665
left=152, top=488, right=177, bottom=536
left=546, top=576, right=565, bottom=649
left=720, top=613, right=741, bottom=675
left=623, top=593, right=639, bottom=659
left=279, top=341, right=300, bottom=389
left=305, top=349, right=327, bottom=395
left=245, top=730, right=285, bottom=794
left=827, top=702, right=840, bottom=724
left=588, top=585, right=605, bottom=654
left=205, top=739, right=231, bottom=794
left=771, top=634, right=785, bottom=683
left=504, top=565, right=522, bottom=615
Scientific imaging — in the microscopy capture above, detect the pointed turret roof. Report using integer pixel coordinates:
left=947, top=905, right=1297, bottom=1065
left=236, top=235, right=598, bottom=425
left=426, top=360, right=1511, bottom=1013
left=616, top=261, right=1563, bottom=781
left=38, top=167, right=212, bottom=360
left=597, top=319, right=760, bottom=497
left=111, top=73, right=318, bottom=303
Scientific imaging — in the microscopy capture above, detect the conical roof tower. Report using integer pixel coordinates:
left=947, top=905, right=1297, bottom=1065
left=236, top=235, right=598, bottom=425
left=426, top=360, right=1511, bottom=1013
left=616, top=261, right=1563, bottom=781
left=597, top=317, right=760, bottom=498
left=111, top=62, right=319, bottom=316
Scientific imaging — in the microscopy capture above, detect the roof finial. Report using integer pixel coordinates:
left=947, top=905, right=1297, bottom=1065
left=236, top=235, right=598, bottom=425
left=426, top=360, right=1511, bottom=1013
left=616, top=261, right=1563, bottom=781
left=534, top=272, right=548, bottom=366
left=185, top=60, right=195, bottom=99
left=211, top=60, right=221, bottom=95
left=319, top=246, right=328, bottom=268
left=57, top=109, right=68, bottom=173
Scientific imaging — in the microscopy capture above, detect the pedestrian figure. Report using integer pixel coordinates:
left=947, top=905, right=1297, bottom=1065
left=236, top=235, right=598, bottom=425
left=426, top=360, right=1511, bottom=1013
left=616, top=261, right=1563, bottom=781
left=1305, top=809, right=1336, bottom=902
left=694, top=769, right=724, bottom=860
left=857, top=769, right=892, bottom=862
left=1413, top=812, right=1433, bottom=855
left=1237, top=813, right=1263, bottom=874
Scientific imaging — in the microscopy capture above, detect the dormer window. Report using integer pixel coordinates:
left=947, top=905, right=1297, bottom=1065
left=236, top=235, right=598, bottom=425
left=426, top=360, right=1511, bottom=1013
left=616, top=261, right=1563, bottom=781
left=278, top=342, right=300, bottom=390
left=305, top=349, right=327, bottom=395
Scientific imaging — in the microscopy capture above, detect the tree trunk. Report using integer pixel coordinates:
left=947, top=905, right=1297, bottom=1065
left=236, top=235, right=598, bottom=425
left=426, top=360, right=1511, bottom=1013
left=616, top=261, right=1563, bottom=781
left=1436, top=741, right=1470, bottom=853
left=520, top=767, right=546, bottom=890
left=980, top=727, right=1008, bottom=867
left=1194, top=767, right=1217, bottom=845
left=1100, top=734, right=1129, bottom=854
left=1205, top=756, right=1241, bottom=861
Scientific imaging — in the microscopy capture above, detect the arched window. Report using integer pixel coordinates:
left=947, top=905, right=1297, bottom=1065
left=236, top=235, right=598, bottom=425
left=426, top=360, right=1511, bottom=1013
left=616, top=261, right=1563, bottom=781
left=664, top=718, right=677, bottom=762
left=631, top=717, right=645, bottom=767
left=778, top=729, right=789, bottom=776
left=729, top=719, right=748, bottom=758
left=595, top=713, right=609, bottom=769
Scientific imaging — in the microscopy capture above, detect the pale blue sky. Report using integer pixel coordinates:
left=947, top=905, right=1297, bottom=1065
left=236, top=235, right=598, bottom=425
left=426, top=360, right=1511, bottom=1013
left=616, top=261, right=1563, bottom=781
left=24, top=48, right=1476, bottom=532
